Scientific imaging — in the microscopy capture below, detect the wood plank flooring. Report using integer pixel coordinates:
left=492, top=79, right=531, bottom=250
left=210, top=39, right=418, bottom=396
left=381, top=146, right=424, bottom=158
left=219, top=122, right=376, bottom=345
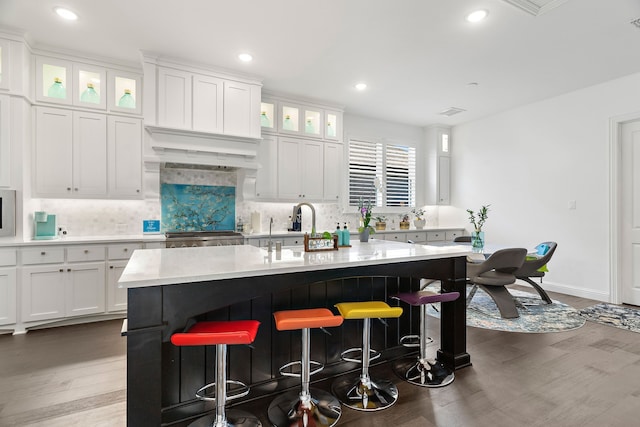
left=1, top=288, right=639, bottom=426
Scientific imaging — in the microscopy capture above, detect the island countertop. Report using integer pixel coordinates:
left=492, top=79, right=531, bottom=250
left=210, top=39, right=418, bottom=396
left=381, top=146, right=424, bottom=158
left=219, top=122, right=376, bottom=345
left=119, top=239, right=472, bottom=288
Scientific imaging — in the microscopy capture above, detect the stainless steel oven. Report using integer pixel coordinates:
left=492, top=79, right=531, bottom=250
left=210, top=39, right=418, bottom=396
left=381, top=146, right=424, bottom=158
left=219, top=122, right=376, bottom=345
left=0, top=189, right=16, bottom=237
left=165, top=231, right=244, bottom=248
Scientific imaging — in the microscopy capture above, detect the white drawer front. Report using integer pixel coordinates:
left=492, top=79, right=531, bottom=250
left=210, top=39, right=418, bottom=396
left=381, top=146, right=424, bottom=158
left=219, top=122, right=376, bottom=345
left=0, top=249, right=17, bottom=266
left=384, top=233, right=406, bottom=242
left=282, top=236, right=304, bottom=246
left=445, top=230, right=463, bottom=241
left=67, top=245, right=106, bottom=263
left=108, top=243, right=143, bottom=260
left=426, top=231, right=445, bottom=242
left=406, top=232, right=427, bottom=243
left=22, top=247, right=65, bottom=265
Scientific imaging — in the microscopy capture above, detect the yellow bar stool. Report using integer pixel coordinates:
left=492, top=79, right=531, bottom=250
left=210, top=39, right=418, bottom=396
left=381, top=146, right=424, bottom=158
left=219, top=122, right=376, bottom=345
left=331, top=301, right=403, bottom=411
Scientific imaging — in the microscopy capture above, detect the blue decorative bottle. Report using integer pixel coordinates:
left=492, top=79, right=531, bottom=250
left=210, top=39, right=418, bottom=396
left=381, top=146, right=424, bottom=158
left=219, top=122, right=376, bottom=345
left=80, top=83, right=100, bottom=104
left=118, top=89, right=135, bottom=108
left=342, top=222, right=350, bottom=246
left=48, top=77, right=66, bottom=99
left=335, top=223, right=343, bottom=246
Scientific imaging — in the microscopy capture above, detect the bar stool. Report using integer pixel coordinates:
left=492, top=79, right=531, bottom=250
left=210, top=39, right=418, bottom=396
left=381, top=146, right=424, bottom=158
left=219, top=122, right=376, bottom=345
left=171, top=320, right=262, bottom=427
left=392, top=290, right=460, bottom=387
left=331, top=301, right=403, bottom=411
left=268, top=308, right=344, bottom=427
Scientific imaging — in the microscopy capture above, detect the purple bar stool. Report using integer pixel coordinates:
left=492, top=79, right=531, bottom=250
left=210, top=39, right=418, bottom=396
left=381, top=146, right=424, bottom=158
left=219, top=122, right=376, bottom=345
left=392, top=290, right=460, bottom=387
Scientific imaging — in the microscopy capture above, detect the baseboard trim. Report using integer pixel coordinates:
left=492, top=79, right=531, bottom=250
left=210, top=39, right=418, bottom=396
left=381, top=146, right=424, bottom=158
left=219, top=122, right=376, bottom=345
left=521, top=279, right=610, bottom=302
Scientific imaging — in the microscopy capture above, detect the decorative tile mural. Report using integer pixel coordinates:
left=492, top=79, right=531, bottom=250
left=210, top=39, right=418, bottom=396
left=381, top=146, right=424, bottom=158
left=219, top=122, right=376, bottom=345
left=161, top=184, right=235, bottom=231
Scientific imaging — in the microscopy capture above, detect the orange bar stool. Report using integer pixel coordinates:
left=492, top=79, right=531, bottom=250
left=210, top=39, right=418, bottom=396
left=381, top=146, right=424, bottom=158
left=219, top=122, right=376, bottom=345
left=268, top=308, right=344, bottom=427
left=171, top=320, right=261, bottom=427
left=392, top=290, right=460, bottom=387
left=331, top=301, right=403, bottom=411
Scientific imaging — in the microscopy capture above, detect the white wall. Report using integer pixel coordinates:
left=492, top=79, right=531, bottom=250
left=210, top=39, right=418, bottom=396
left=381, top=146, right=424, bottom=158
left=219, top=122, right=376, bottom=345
left=450, top=72, right=640, bottom=301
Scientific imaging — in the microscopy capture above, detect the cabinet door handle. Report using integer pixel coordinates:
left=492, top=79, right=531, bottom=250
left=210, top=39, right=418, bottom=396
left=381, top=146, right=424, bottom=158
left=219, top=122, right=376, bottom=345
left=67, top=187, right=71, bottom=191
left=74, top=188, right=79, bottom=191
left=136, top=189, right=140, bottom=193
left=124, top=248, right=128, bottom=252
left=84, top=250, right=89, bottom=254
left=41, top=251, right=46, bottom=255
left=59, top=269, right=63, bottom=272
left=67, top=268, right=71, bottom=272
left=110, top=266, right=114, bottom=269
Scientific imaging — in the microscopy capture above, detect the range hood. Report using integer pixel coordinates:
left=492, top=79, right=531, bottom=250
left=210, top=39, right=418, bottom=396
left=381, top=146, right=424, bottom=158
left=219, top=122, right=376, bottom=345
left=143, top=126, right=262, bottom=200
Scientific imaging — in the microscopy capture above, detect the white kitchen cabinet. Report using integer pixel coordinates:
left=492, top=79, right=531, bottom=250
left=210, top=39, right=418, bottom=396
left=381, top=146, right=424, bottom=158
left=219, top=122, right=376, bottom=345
left=324, top=110, right=341, bottom=141
left=445, top=230, right=463, bottom=241
left=193, top=74, right=223, bottom=133
left=0, top=94, right=10, bottom=187
left=278, top=137, right=323, bottom=201
left=107, top=243, right=142, bottom=260
left=107, top=260, right=128, bottom=312
left=73, top=63, right=107, bottom=110
left=108, top=116, right=142, bottom=198
left=34, top=107, right=107, bottom=198
left=275, top=101, right=340, bottom=141
left=158, top=67, right=192, bottom=129
left=427, top=231, right=445, bottom=242
left=73, top=111, right=108, bottom=196
left=0, top=268, right=16, bottom=326
left=323, top=142, right=342, bottom=201
left=255, top=135, right=278, bottom=199
left=260, top=99, right=276, bottom=132
left=108, top=70, right=142, bottom=115
left=223, top=80, right=260, bottom=138
left=406, top=231, right=428, bottom=243
left=438, top=156, right=451, bottom=205
left=0, top=38, right=10, bottom=91
left=65, top=262, right=106, bottom=317
left=35, top=56, right=73, bottom=105
left=383, top=233, right=407, bottom=242
left=22, top=265, right=66, bottom=322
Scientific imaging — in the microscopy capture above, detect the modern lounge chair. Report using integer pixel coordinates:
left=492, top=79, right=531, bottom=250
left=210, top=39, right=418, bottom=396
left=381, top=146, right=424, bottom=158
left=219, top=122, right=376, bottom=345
left=467, top=248, right=527, bottom=319
left=512, top=241, right=557, bottom=304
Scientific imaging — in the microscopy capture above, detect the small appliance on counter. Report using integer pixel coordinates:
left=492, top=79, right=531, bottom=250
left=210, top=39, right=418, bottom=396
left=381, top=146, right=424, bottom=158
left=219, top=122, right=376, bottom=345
left=34, top=211, right=58, bottom=240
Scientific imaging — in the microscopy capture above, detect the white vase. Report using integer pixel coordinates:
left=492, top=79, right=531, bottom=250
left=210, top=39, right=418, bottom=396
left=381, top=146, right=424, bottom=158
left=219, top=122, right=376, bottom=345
left=414, top=219, right=426, bottom=229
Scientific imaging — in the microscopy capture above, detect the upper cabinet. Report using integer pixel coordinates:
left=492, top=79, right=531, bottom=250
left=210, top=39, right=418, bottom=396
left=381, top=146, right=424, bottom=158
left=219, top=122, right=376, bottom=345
left=0, top=38, right=10, bottom=91
left=144, top=55, right=262, bottom=140
left=261, top=95, right=343, bottom=142
left=34, top=55, right=142, bottom=114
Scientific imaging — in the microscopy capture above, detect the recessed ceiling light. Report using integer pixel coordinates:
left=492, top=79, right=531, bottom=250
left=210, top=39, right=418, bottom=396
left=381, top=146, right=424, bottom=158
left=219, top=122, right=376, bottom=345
left=238, top=53, right=253, bottom=62
left=54, top=7, right=78, bottom=21
left=355, top=83, right=367, bottom=91
left=466, top=9, right=488, bottom=23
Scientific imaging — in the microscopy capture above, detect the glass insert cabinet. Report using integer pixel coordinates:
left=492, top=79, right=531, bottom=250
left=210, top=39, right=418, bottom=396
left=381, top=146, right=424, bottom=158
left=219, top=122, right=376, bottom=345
left=261, top=97, right=341, bottom=141
left=35, top=56, right=141, bottom=114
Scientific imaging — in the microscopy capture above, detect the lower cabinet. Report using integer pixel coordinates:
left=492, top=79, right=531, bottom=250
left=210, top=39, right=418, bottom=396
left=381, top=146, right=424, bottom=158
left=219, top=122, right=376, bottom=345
left=0, top=268, right=16, bottom=326
left=107, top=260, right=128, bottom=312
left=21, top=262, right=106, bottom=322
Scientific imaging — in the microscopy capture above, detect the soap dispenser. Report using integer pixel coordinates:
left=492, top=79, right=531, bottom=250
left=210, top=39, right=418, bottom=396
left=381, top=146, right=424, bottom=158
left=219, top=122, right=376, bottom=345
left=335, top=222, right=343, bottom=246
left=342, top=222, right=350, bottom=246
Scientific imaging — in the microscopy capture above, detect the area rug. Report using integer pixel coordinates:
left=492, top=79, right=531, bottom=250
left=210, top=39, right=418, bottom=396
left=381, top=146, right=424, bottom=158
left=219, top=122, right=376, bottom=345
left=427, top=285, right=585, bottom=333
left=579, top=303, right=640, bottom=333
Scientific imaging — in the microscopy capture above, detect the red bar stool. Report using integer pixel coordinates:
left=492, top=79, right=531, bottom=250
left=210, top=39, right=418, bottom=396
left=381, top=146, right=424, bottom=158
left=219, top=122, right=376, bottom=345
left=331, top=301, right=403, bottom=411
left=268, top=308, right=344, bottom=427
left=171, top=320, right=261, bottom=427
left=392, top=290, right=460, bottom=387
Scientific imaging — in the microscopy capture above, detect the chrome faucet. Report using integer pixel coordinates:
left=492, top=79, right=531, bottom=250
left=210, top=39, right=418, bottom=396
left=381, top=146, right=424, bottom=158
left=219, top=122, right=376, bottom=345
left=292, top=202, right=317, bottom=237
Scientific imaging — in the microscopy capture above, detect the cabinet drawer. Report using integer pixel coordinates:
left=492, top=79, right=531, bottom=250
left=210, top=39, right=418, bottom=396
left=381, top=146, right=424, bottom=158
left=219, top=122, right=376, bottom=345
left=282, top=236, right=304, bottom=247
left=0, top=249, right=17, bottom=266
left=384, top=233, right=406, bottom=242
left=108, top=243, right=142, bottom=260
left=67, top=245, right=106, bottom=262
left=406, top=232, right=427, bottom=243
left=426, top=231, right=445, bottom=242
left=22, top=247, right=65, bottom=265
left=445, top=230, right=463, bottom=241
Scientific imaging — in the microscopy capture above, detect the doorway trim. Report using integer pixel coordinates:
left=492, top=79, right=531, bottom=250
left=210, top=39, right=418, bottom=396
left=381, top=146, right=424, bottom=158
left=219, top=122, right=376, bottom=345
left=610, top=110, right=640, bottom=304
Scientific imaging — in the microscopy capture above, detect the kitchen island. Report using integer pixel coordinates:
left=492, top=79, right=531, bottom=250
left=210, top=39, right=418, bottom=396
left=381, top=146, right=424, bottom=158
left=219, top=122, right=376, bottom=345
left=119, top=239, right=471, bottom=426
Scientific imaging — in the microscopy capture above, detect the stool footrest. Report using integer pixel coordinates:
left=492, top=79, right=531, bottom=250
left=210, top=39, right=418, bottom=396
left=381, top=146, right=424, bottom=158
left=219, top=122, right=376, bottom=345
left=340, top=347, right=380, bottom=364
left=195, top=379, right=250, bottom=402
left=399, top=334, right=433, bottom=348
left=279, top=360, right=324, bottom=378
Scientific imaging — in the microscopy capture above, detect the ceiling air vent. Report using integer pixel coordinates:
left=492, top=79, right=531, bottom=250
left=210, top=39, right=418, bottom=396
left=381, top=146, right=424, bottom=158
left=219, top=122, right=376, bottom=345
left=631, top=18, right=640, bottom=29
left=439, top=107, right=466, bottom=117
left=501, top=0, right=570, bottom=16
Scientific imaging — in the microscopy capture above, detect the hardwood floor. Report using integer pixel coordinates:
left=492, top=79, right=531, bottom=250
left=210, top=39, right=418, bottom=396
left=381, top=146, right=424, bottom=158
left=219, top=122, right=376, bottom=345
left=1, top=289, right=639, bottom=426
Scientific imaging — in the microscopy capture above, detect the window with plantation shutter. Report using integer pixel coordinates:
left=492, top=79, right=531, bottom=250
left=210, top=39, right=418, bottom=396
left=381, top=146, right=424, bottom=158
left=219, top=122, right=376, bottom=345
left=348, top=138, right=416, bottom=208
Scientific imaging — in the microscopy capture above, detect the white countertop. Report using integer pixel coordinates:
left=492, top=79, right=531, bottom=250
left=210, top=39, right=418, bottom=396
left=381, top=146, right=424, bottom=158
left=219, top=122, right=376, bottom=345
left=0, top=234, right=166, bottom=248
left=119, top=239, right=471, bottom=288
left=244, top=226, right=465, bottom=239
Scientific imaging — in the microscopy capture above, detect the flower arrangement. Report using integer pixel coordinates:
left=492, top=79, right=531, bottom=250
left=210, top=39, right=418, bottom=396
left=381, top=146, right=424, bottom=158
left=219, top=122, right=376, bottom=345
left=400, top=213, right=410, bottom=223
left=411, top=208, right=425, bottom=220
left=466, top=205, right=490, bottom=233
left=375, top=215, right=387, bottom=222
left=357, top=198, right=375, bottom=234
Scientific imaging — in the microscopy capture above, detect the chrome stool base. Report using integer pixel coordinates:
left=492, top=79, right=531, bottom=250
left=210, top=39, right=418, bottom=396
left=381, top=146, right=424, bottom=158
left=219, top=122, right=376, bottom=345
left=331, top=374, right=398, bottom=411
left=268, top=388, right=341, bottom=427
left=187, top=409, right=262, bottom=427
left=393, top=357, right=455, bottom=388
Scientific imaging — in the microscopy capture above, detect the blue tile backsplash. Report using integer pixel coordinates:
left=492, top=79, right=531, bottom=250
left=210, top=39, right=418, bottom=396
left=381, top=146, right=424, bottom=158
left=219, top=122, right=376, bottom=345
left=161, top=183, right=235, bottom=231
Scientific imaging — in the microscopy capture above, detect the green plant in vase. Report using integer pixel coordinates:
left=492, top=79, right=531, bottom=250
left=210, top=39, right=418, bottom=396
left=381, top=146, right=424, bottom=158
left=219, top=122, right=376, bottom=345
left=466, top=205, right=490, bottom=251
left=357, top=198, right=375, bottom=241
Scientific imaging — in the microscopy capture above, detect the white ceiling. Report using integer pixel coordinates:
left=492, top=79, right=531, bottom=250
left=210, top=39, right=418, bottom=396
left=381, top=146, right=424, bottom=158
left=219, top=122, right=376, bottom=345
left=1, top=0, right=639, bottom=127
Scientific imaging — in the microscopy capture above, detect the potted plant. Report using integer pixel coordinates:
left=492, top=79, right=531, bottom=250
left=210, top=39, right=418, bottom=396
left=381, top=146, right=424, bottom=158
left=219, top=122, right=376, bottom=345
left=374, top=216, right=387, bottom=231
left=399, top=213, right=411, bottom=230
left=466, top=205, right=490, bottom=251
left=357, top=198, right=375, bottom=242
left=411, top=208, right=426, bottom=229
